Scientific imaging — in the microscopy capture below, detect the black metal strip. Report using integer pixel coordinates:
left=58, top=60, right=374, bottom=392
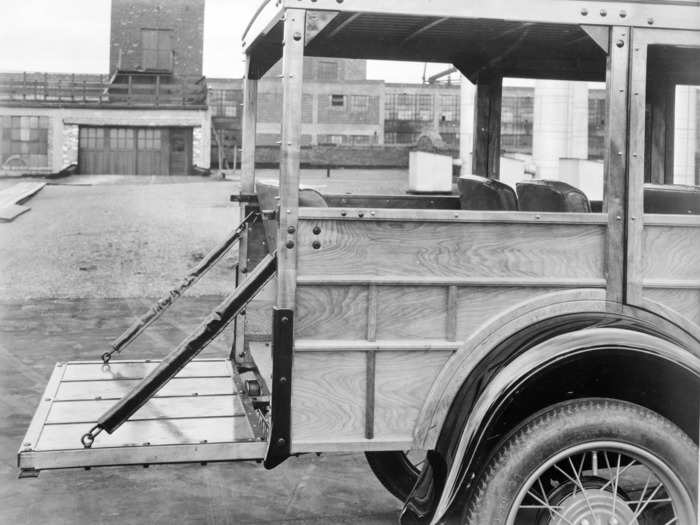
left=263, top=307, right=294, bottom=469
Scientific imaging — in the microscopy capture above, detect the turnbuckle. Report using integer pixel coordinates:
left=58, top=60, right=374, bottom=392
left=81, top=425, right=103, bottom=449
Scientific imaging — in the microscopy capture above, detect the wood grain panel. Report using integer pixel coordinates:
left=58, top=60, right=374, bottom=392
left=375, top=286, right=447, bottom=340
left=295, top=285, right=368, bottom=339
left=291, top=352, right=366, bottom=442
left=297, top=221, right=605, bottom=279
left=61, top=360, right=230, bottom=381
left=644, top=288, right=700, bottom=326
left=455, top=287, right=560, bottom=340
left=373, top=351, right=451, bottom=438
left=55, top=377, right=235, bottom=401
left=36, top=416, right=254, bottom=451
left=643, top=226, right=700, bottom=281
left=46, top=395, right=245, bottom=424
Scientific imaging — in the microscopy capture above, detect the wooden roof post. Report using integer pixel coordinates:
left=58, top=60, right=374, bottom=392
left=604, top=26, right=630, bottom=307
left=241, top=56, right=258, bottom=195
left=472, top=72, right=502, bottom=179
left=277, top=8, right=306, bottom=309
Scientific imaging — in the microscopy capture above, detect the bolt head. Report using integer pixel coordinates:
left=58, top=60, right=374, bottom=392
left=277, top=437, right=286, bottom=447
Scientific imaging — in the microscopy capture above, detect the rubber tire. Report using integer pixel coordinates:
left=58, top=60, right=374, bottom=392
left=462, top=398, right=698, bottom=524
left=365, top=451, right=421, bottom=502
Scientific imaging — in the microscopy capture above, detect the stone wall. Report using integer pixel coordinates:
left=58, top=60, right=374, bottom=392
left=62, top=125, right=79, bottom=167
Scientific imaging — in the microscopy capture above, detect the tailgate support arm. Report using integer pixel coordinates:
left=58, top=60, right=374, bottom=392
left=83, top=252, right=277, bottom=444
left=103, top=210, right=260, bottom=363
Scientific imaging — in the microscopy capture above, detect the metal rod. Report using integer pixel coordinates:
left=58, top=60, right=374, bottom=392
left=104, top=211, right=259, bottom=363
left=92, top=252, right=277, bottom=437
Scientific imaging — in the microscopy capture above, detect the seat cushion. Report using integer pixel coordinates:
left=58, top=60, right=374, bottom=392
left=516, top=179, right=590, bottom=212
left=457, top=175, right=518, bottom=211
left=644, top=184, right=700, bottom=214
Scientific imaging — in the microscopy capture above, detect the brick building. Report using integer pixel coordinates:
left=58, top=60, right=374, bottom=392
left=0, top=0, right=210, bottom=176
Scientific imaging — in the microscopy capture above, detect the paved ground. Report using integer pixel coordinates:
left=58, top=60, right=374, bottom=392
left=0, top=170, right=408, bottom=525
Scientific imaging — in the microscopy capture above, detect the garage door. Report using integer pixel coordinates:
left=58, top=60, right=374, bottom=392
left=79, top=127, right=170, bottom=175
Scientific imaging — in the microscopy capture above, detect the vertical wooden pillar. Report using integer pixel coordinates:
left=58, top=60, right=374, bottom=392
left=625, top=27, right=647, bottom=306
left=241, top=58, right=258, bottom=195
left=604, top=26, right=630, bottom=307
left=277, top=8, right=306, bottom=309
left=472, top=73, right=502, bottom=179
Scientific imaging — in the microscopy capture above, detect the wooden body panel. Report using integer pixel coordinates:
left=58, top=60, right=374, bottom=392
left=642, top=217, right=700, bottom=328
left=290, top=212, right=607, bottom=450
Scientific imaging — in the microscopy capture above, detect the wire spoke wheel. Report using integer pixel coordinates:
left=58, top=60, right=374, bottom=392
left=462, top=399, right=697, bottom=525
left=509, top=443, right=689, bottom=525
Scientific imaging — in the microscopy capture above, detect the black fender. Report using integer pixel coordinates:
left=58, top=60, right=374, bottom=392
left=401, top=311, right=700, bottom=524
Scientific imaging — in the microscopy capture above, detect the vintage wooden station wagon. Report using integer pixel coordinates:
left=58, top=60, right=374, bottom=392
left=19, top=1, right=700, bottom=523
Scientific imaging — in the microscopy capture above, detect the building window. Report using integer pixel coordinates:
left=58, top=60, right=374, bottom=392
left=209, top=89, right=238, bottom=118
left=79, top=127, right=104, bottom=150
left=1, top=115, right=49, bottom=168
left=588, top=91, right=606, bottom=160
left=350, top=95, right=370, bottom=113
left=385, top=92, right=434, bottom=121
left=350, top=134, right=371, bottom=145
left=141, top=29, right=173, bottom=70
left=137, top=128, right=161, bottom=150
left=318, top=134, right=346, bottom=145
left=317, top=61, right=339, bottom=81
left=109, top=128, right=135, bottom=150
left=331, top=94, right=346, bottom=108
left=417, top=94, right=433, bottom=121
left=439, top=94, right=459, bottom=122
left=501, top=93, right=533, bottom=154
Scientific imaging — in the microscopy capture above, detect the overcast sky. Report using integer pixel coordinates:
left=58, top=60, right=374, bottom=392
left=0, top=0, right=454, bottom=82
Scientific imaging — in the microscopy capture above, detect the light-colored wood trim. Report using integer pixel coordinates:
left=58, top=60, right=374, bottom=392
left=291, top=438, right=414, bottom=454
left=297, top=276, right=607, bottom=287
left=294, top=339, right=459, bottom=352
left=19, top=441, right=267, bottom=471
left=241, top=64, right=258, bottom=195
left=643, top=279, right=700, bottom=289
left=266, top=1, right=700, bottom=38
left=365, top=351, right=376, bottom=439
left=20, top=363, right=67, bottom=454
left=446, top=285, right=458, bottom=342
left=276, top=8, right=306, bottom=309
left=626, top=27, right=646, bottom=306
left=644, top=215, right=700, bottom=227
left=366, top=283, right=377, bottom=341
left=298, top=207, right=608, bottom=224
left=604, top=26, right=629, bottom=307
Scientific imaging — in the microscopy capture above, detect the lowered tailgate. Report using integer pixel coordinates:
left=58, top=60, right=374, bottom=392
left=19, top=358, right=266, bottom=474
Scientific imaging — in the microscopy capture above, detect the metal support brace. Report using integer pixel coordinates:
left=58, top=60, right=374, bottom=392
left=263, top=308, right=294, bottom=469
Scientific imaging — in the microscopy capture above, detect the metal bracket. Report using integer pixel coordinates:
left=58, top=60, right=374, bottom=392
left=263, top=307, right=294, bottom=469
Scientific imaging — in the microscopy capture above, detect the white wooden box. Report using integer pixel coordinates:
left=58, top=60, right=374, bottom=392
left=408, top=151, right=453, bottom=193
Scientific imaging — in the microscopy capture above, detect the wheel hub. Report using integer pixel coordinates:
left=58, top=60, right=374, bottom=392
left=553, top=488, right=638, bottom=525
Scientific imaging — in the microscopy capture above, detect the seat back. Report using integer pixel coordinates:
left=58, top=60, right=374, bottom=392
left=516, top=179, right=591, bottom=212
left=644, top=184, right=700, bottom=214
left=457, top=175, right=518, bottom=211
